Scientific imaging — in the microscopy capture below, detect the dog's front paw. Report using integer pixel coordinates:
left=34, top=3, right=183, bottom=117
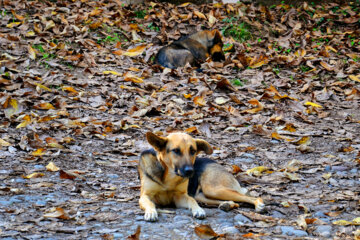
left=219, top=201, right=239, bottom=212
left=144, top=209, right=158, bottom=222
left=192, top=207, right=206, bottom=219
left=254, top=198, right=265, bottom=212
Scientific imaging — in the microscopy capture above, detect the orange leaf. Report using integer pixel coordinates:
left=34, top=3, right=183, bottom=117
left=62, top=86, right=78, bottom=94
left=31, top=148, right=46, bottom=156
left=122, top=45, right=148, bottom=57
left=193, top=96, right=206, bottom=106
left=127, top=226, right=141, bottom=240
left=320, top=61, right=334, bottom=71
left=305, top=218, right=318, bottom=224
left=194, top=10, right=207, bottom=19
left=59, top=170, right=77, bottom=180
left=232, top=165, right=242, bottom=174
left=43, top=207, right=69, bottom=220
left=16, top=115, right=32, bottom=128
left=194, top=224, right=219, bottom=239
left=185, top=126, right=198, bottom=133
left=34, top=103, right=55, bottom=110
left=242, top=232, right=254, bottom=238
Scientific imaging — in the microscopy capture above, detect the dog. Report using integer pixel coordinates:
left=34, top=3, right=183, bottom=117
left=138, top=132, right=265, bottom=222
left=155, top=30, right=225, bottom=69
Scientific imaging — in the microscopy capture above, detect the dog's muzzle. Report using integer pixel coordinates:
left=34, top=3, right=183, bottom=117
left=175, top=165, right=194, bottom=178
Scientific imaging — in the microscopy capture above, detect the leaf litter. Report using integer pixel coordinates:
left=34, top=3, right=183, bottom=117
left=0, top=0, right=359, bottom=239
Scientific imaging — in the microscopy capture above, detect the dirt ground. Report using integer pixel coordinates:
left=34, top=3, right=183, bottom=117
left=0, top=0, right=359, bottom=239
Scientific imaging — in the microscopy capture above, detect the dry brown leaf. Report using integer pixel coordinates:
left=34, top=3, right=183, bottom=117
left=43, top=207, right=69, bottom=220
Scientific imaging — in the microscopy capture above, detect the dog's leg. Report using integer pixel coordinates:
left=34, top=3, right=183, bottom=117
left=139, top=194, right=158, bottom=221
left=174, top=193, right=206, bottom=219
left=195, top=192, right=239, bottom=212
left=202, top=186, right=265, bottom=212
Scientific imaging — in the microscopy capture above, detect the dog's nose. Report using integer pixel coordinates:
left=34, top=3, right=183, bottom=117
left=182, top=165, right=194, bottom=178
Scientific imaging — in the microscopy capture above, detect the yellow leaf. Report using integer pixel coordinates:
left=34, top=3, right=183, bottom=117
left=353, top=217, right=360, bottom=225
left=62, top=86, right=78, bottom=94
left=28, top=45, right=36, bottom=60
left=349, top=75, right=360, bottom=83
left=123, top=72, right=144, bottom=83
left=122, top=45, right=147, bottom=57
left=9, top=98, right=19, bottom=112
left=332, top=220, right=352, bottom=226
left=246, top=166, right=268, bottom=177
left=26, top=31, right=35, bottom=37
left=23, top=172, right=45, bottom=179
left=6, top=22, right=21, bottom=28
left=322, top=172, right=332, bottom=180
left=35, top=83, right=52, bottom=92
left=103, top=70, right=122, bottom=76
left=294, top=136, right=310, bottom=145
left=179, top=2, right=190, bottom=7
left=194, top=11, right=207, bottom=19
left=284, top=172, right=301, bottom=181
left=31, top=148, right=46, bottom=156
left=47, top=142, right=64, bottom=149
left=0, top=138, right=11, bottom=147
left=304, top=101, right=322, bottom=108
left=34, top=103, right=55, bottom=110
left=16, top=115, right=31, bottom=128
left=183, top=93, right=192, bottom=99
left=46, top=162, right=60, bottom=172
left=281, top=201, right=291, bottom=207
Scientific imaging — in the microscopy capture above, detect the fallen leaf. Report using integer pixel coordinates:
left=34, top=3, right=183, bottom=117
left=31, top=148, right=46, bottom=156
left=123, top=45, right=148, bottom=57
left=23, top=172, right=45, bottom=179
left=246, top=166, right=268, bottom=177
left=127, top=225, right=141, bottom=240
left=194, top=224, right=219, bottom=239
left=0, top=139, right=11, bottom=147
left=43, top=207, right=69, bottom=220
left=46, top=162, right=60, bottom=172
left=332, top=220, right=352, bottom=226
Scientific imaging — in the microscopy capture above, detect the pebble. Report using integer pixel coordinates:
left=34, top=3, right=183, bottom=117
left=233, top=157, right=253, bottom=164
left=350, top=168, right=357, bottom=173
left=314, top=211, right=327, bottom=218
left=234, top=214, right=252, bottom=225
left=222, top=226, right=239, bottom=234
left=314, top=225, right=332, bottom=238
left=280, top=226, right=308, bottom=237
left=271, top=211, right=285, bottom=218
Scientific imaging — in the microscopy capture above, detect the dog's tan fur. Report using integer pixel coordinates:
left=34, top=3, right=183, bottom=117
left=138, top=132, right=265, bottom=222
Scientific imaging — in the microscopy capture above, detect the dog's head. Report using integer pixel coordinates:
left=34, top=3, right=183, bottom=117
left=209, top=30, right=225, bottom=62
left=146, top=132, right=213, bottom=178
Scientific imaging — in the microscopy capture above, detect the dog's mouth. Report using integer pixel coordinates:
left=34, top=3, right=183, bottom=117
left=175, top=165, right=194, bottom=178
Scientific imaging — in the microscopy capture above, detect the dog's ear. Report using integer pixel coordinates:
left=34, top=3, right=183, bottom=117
left=146, top=132, right=167, bottom=152
left=196, top=139, right=213, bottom=155
left=212, top=30, right=222, bottom=44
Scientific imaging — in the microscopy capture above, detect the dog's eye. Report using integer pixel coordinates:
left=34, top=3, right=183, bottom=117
left=172, top=148, right=181, bottom=155
left=190, top=148, right=196, bottom=155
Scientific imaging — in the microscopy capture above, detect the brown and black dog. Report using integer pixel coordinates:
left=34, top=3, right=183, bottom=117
left=155, top=30, right=225, bottom=69
left=138, top=132, right=265, bottom=222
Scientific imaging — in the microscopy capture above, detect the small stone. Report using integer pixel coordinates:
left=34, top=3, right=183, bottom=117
left=280, top=226, right=308, bottom=237
left=324, top=165, right=331, bottom=172
left=222, top=226, right=239, bottom=234
left=234, top=214, right=252, bottom=225
left=314, top=225, right=332, bottom=238
left=271, top=211, right=285, bottom=218
left=350, top=168, right=357, bottom=173
left=314, top=211, right=327, bottom=218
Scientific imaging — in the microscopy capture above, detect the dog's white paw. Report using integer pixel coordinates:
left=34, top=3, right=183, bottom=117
left=192, top=207, right=206, bottom=219
left=144, top=209, right=158, bottom=222
left=255, top=198, right=265, bottom=212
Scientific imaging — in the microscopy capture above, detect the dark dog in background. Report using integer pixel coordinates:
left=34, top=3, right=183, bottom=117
left=138, top=132, right=265, bottom=222
left=155, top=30, right=225, bottom=69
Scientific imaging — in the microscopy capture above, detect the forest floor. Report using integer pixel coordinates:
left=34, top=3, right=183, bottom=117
left=0, top=0, right=359, bottom=239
